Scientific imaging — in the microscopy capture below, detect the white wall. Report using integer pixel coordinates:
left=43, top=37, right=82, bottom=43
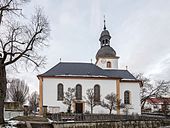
left=144, top=102, right=161, bottom=112
left=120, top=82, right=141, bottom=114
left=43, top=77, right=116, bottom=113
left=42, top=77, right=141, bottom=114
left=4, top=110, right=24, bottom=120
left=96, top=58, right=118, bottom=69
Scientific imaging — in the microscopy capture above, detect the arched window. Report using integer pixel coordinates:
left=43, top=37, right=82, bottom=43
left=57, top=83, right=64, bottom=101
left=107, top=61, right=111, bottom=68
left=76, top=84, right=82, bottom=100
left=124, top=90, right=130, bottom=104
left=94, top=85, right=100, bottom=102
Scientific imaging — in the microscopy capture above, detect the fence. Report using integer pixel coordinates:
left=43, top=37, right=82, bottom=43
left=46, top=113, right=167, bottom=122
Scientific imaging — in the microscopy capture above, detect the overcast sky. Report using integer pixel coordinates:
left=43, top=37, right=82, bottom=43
left=9, top=0, right=170, bottom=92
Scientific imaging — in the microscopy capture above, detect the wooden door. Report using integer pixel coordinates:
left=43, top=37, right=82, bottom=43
left=75, top=103, right=83, bottom=113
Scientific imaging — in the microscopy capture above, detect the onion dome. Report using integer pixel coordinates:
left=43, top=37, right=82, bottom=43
left=96, top=45, right=116, bottom=59
left=96, top=19, right=117, bottom=60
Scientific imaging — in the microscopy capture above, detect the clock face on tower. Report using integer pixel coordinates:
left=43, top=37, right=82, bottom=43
left=101, top=59, right=106, bottom=64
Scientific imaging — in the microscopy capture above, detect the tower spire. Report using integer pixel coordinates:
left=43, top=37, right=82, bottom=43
left=99, top=16, right=111, bottom=47
left=104, top=15, right=106, bottom=30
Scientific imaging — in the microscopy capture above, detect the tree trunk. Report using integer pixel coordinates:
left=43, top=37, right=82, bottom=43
left=109, top=109, right=112, bottom=114
left=68, top=105, right=71, bottom=113
left=141, top=100, right=146, bottom=110
left=91, top=105, right=93, bottom=114
left=0, top=61, right=7, bottom=124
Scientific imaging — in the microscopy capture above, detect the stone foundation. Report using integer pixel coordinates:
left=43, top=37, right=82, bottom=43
left=52, top=120, right=164, bottom=128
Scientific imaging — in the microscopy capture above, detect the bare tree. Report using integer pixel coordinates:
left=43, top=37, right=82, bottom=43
left=86, top=88, right=96, bottom=114
left=28, top=91, right=39, bottom=114
left=101, top=93, right=117, bottom=114
left=135, top=73, right=170, bottom=110
left=101, top=92, right=124, bottom=114
left=63, top=87, right=75, bottom=113
left=161, top=97, right=170, bottom=115
left=0, top=0, right=49, bottom=123
left=8, top=78, right=29, bottom=105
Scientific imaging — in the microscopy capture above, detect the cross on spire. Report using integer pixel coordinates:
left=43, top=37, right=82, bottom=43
left=104, top=15, right=106, bottom=30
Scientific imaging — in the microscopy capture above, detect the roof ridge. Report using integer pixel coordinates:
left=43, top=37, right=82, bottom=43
left=59, top=62, right=94, bottom=64
left=104, top=69, right=128, bottom=71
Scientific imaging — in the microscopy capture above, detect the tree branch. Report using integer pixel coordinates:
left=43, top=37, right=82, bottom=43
left=4, top=28, right=43, bottom=66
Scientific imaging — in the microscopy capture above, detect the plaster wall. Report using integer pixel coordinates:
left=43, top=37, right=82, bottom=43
left=120, top=82, right=141, bottom=114
left=96, top=58, right=118, bottom=69
left=43, top=77, right=117, bottom=113
left=42, top=78, right=141, bottom=114
left=4, top=110, right=24, bottom=120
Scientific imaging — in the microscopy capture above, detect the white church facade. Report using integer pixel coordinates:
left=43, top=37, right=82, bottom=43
left=38, top=23, right=142, bottom=115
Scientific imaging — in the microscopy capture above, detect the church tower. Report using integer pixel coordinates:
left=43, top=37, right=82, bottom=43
left=96, top=20, right=119, bottom=69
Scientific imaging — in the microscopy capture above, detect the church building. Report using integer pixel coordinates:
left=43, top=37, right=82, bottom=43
left=38, top=22, right=142, bottom=115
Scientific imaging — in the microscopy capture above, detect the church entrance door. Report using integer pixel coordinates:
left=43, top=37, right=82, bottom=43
left=75, top=103, right=83, bottom=113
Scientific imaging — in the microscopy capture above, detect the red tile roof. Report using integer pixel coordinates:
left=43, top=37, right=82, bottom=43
left=146, top=98, right=170, bottom=104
